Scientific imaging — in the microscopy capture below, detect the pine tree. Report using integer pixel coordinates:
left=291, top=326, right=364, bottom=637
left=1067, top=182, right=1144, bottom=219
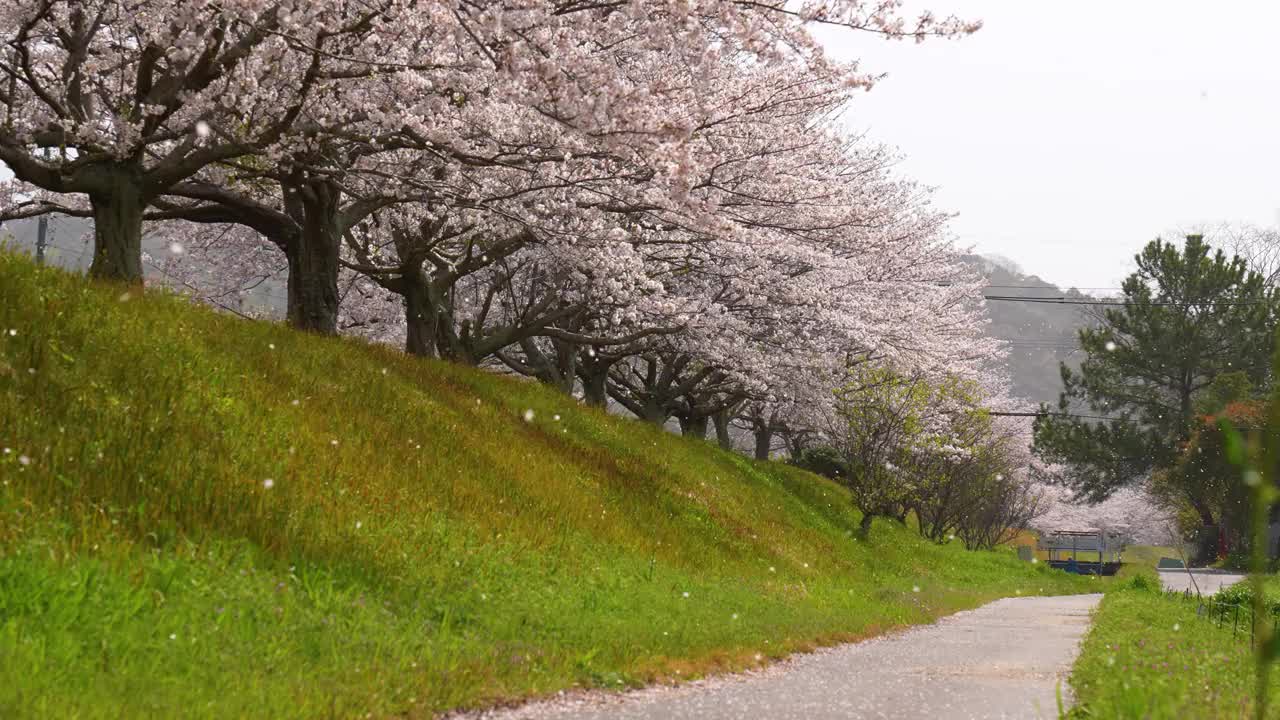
left=1033, top=235, right=1278, bottom=523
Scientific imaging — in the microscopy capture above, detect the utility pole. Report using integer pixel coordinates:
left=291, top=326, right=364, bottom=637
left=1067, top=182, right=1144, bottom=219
left=35, top=212, right=48, bottom=265
left=34, top=146, right=53, bottom=265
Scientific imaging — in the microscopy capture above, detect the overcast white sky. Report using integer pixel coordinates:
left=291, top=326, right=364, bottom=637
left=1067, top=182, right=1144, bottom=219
left=817, top=1, right=1280, bottom=290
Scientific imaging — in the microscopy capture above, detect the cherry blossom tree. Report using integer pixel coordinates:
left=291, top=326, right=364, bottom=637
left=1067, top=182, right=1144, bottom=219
left=1033, top=483, right=1177, bottom=546
left=902, top=383, right=1056, bottom=549
left=1217, top=223, right=1280, bottom=287
left=346, top=218, right=668, bottom=365
left=2, top=0, right=977, bottom=319
left=0, top=0, right=382, bottom=281
left=2, top=2, right=1006, bottom=475
left=144, top=221, right=284, bottom=314
left=152, top=147, right=432, bottom=333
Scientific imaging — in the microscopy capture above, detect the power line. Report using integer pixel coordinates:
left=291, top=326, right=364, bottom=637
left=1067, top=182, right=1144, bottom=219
left=982, top=284, right=1124, bottom=291
left=988, top=411, right=1114, bottom=420
left=984, top=295, right=1275, bottom=307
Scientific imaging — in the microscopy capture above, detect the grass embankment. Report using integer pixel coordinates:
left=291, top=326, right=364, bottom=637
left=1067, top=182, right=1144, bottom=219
left=1069, top=548, right=1273, bottom=720
left=0, top=254, right=1093, bottom=718
left=1068, top=578, right=1269, bottom=719
left=1114, top=545, right=1176, bottom=582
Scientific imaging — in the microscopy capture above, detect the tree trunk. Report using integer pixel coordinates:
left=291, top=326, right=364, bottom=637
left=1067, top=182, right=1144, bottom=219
left=712, top=409, right=733, bottom=450
left=88, top=177, right=145, bottom=283
left=859, top=512, right=874, bottom=536
left=403, top=278, right=437, bottom=358
left=783, top=431, right=808, bottom=458
left=582, top=368, right=609, bottom=407
left=579, top=353, right=613, bottom=408
left=638, top=397, right=668, bottom=425
left=1193, top=501, right=1216, bottom=528
left=550, top=339, right=578, bottom=394
left=678, top=415, right=708, bottom=439
left=753, top=428, right=773, bottom=460
left=285, top=178, right=341, bottom=335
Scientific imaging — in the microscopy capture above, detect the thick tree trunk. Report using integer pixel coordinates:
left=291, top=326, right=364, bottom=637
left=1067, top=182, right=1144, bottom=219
left=540, top=375, right=575, bottom=393
left=640, top=400, right=668, bottom=425
left=551, top=341, right=578, bottom=394
left=859, top=512, right=874, bottom=536
left=285, top=178, right=341, bottom=335
left=88, top=178, right=145, bottom=283
left=525, top=338, right=578, bottom=394
left=678, top=415, right=708, bottom=439
left=712, top=409, right=733, bottom=450
left=579, top=353, right=613, bottom=408
left=753, top=428, right=773, bottom=460
left=403, top=279, right=437, bottom=358
left=581, top=369, right=608, bottom=407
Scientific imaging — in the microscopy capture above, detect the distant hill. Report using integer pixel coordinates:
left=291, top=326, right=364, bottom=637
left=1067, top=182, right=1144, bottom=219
left=963, top=254, right=1102, bottom=408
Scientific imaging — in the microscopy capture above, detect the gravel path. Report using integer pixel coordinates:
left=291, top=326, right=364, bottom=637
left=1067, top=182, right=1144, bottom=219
left=1157, top=570, right=1247, bottom=595
left=471, top=594, right=1103, bottom=720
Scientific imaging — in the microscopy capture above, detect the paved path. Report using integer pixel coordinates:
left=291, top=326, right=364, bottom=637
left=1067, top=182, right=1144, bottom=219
left=475, top=594, right=1103, bottom=720
left=1157, top=569, right=1247, bottom=595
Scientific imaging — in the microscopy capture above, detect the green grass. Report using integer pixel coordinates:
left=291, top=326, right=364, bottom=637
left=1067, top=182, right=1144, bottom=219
left=1217, top=576, right=1280, bottom=610
left=1068, top=578, right=1270, bottom=719
left=0, top=253, right=1094, bottom=718
left=1114, top=545, right=1176, bottom=582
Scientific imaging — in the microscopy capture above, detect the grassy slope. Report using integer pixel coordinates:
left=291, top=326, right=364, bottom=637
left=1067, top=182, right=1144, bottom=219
left=1114, top=545, right=1176, bottom=581
left=1069, top=555, right=1278, bottom=719
left=0, top=254, right=1092, bottom=718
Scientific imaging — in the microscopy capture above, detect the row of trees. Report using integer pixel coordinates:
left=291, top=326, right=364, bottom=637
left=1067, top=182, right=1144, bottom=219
left=2, top=2, right=1051, bottom=543
left=791, top=366, right=1044, bottom=547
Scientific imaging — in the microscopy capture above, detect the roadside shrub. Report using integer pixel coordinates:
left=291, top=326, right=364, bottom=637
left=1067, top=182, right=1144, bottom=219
left=1127, top=573, right=1155, bottom=593
left=1223, top=548, right=1250, bottom=571
left=788, top=446, right=848, bottom=480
